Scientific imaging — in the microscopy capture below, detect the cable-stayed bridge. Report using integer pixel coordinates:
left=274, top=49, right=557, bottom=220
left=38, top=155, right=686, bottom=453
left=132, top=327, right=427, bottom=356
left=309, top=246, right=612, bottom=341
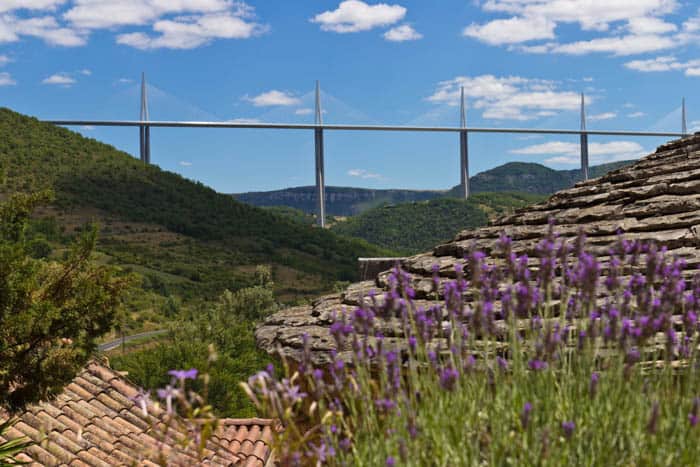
left=43, top=74, right=689, bottom=227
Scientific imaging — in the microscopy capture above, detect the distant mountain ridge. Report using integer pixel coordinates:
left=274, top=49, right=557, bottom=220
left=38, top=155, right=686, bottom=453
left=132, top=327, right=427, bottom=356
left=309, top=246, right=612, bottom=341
left=234, top=160, right=634, bottom=216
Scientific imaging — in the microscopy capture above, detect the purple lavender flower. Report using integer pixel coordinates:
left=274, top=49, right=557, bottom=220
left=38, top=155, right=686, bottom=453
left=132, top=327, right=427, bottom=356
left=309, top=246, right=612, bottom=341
left=520, top=402, right=532, bottom=429
left=690, top=398, right=700, bottom=427
left=386, top=456, right=396, bottom=466
left=561, top=421, right=575, bottom=439
left=439, top=366, right=459, bottom=391
left=157, top=384, right=179, bottom=415
left=168, top=368, right=198, bottom=382
left=528, top=359, right=548, bottom=371
left=646, top=401, right=660, bottom=434
left=589, top=372, right=600, bottom=397
left=130, top=389, right=150, bottom=417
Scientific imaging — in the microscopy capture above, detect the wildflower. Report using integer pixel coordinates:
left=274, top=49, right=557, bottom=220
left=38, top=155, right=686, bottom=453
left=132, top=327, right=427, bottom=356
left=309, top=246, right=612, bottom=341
left=561, top=421, right=575, bottom=439
left=589, top=372, right=599, bottom=398
left=520, top=402, right=532, bottom=429
left=646, top=401, right=660, bottom=434
left=386, top=456, right=396, bottom=466
left=496, top=356, right=508, bottom=371
left=157, top=384, right=179, bottom=415
left=339, top=438, right=352, bottom=451
left=439, top=366, right=459, bottom=391
left=690, top=398, right=700, bottom=427
left=130, top=389, right=150, bottom=417
left=168, top=368, right=198, bottom=382
left=375, top=398, right=397, bottom=413
left=528, top=359, right=547, bottom=371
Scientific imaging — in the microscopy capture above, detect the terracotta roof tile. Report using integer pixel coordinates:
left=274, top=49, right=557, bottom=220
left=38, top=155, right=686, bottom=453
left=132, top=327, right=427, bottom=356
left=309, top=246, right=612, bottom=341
left=1, top=361, right=280, bottom=466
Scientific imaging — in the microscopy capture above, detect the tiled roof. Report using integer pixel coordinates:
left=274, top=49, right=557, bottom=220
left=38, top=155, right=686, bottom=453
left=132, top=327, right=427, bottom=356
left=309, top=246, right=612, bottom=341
left=0, top=361, right=278, bottom=466
left=256, top=133, right=700, bottom=365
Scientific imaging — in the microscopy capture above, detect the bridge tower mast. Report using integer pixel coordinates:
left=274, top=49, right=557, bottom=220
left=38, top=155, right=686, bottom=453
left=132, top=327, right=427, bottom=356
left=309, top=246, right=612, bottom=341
left=140, top=72, right=150, bottom=164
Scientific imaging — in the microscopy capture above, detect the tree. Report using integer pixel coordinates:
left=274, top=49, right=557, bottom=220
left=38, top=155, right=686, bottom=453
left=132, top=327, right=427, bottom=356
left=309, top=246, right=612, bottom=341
left=0, top=192, right=130, bottom=409
left=111, top=279, right=277, bottom=417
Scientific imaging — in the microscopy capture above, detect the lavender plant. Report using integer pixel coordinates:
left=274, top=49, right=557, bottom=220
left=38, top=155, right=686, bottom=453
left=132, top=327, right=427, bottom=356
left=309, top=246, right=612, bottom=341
left=243, top=227, right=700, bottom=465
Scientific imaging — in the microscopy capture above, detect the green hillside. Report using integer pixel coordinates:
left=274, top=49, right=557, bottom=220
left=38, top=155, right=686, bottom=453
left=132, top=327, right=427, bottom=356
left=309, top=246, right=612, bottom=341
left=451, top=160, right=633, bottom=196
left=330, top=192, right=546, bottom=254
left=0, top=108, right=393, bottom=331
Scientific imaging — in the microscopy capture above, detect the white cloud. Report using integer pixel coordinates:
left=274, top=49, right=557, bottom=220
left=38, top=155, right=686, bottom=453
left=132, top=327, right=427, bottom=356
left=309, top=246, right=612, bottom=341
left=0, top=15, right=87, bottom=46
left=117, top=77, right=134, bottom=83
left=116, top=12, right=266, bottom=50
left=295, top=108, right=313, bottom=115
left=628, top=111, right=646, bottom=118
left=0, top=55, right=9, bottom=66
left=79, top=68, right=91, bottom=75
left=464, top=15, right=555, bottom=45
left=511, top=140, right=646, bottom=164
left=626, top=17, right=676, bottom=35
left=0, top=72, right=16, bottom=86
left=243, top=90, right=301, bottom=107
left=528, top=34, right=678, bottom=56
left=0, top=1, right=265, bottom=49
left=0, top=1, right=66, bottom=14
left=384, top=23, right=421, bottom=41
left=588, top=112, right=616, bottom=121
left=312, top=0, right=406, bottom=33
left=624, top=55, right=700, bottom=76
left=465, top=0, right=688, bottom=57
left=80, top=125, right=95, bottom=130
left=348, top=168, right=382, bottom=179
left=42, top=72, right=76, bottom=85
left=179, top=161, right=193, bottom=166
left=427, top=74, right=582, bottom=121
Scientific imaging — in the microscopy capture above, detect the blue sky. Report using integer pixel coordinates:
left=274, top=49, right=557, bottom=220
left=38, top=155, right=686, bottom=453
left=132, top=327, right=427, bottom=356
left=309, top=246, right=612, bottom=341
left=1, top=0, right=700, bottom=192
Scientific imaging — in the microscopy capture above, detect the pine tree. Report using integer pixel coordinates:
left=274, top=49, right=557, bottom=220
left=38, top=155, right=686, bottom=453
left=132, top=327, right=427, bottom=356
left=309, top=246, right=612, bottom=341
left=0, top=191, right=130, bottom=409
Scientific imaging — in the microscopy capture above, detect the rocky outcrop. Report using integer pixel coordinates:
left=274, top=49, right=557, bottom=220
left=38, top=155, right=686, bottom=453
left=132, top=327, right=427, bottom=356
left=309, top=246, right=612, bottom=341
left=256, top=134, right=700, bottom=364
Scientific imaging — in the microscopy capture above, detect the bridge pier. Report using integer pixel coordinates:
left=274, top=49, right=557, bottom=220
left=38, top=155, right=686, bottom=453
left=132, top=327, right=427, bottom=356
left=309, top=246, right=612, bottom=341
left=580, top=93, right=589, bottom=181
left=315, top=81, right=326, bottom=227
left=459, top=86, right=470, bottom=199
left=140, top=72, right=150, bottom=164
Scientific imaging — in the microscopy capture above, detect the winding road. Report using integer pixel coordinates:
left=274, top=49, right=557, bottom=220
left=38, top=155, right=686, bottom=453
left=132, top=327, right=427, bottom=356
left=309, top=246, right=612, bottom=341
left=98, top=329, right=167, bottom=352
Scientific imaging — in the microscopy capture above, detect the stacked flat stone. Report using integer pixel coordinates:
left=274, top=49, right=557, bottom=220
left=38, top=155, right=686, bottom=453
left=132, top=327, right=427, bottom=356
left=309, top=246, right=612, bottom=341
left=256, top=134, right=700, bottom=365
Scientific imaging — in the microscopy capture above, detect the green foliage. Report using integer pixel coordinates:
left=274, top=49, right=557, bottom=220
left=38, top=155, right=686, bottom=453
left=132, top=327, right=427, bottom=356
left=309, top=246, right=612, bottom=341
left=331, top=193, right=545, bottom=254
left=111, top=281, right=277, bottom=417
left=451, top=161, right=634, bottom=196
left=0, top=418, right=34, bottom=466
left=0, top=192, right=130, bottom=409
left=263, top=206, right=317, bottom=225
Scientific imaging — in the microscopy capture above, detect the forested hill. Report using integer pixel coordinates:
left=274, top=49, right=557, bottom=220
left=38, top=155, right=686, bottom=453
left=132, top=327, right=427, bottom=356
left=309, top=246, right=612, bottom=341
left=330, top=193, right=546, bottom=254
left=235, top=186, right=444, bottom=217
left=0, top=108, right=391, bottom=304
left=235, top=160, right=633, bottom=216
left=451, top=160, right=634, bottom=196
